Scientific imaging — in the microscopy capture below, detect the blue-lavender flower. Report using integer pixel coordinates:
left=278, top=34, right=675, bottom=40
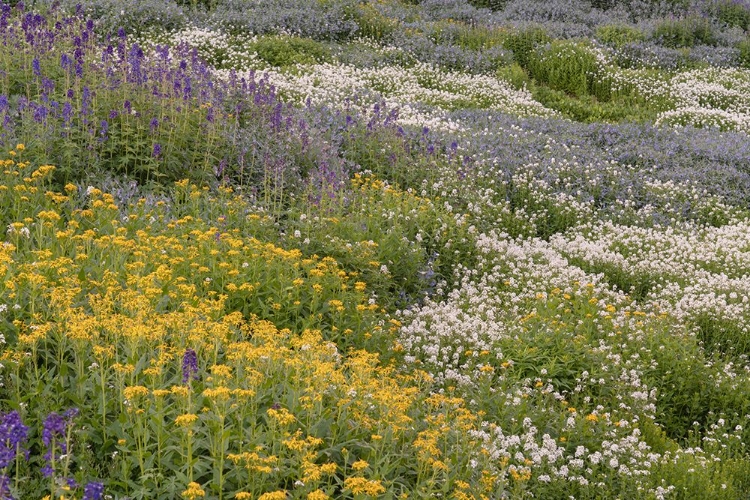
left=0, top=411, right=28, bottom=469
left=83, top=481, right=105, bottom=500
left=182, top=348, right=199, bottom=384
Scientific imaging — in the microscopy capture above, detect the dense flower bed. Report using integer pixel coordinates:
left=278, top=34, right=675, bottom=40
left=2, top=0, right=750, bottom=498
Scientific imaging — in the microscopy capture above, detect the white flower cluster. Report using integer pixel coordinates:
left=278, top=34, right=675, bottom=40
left=655, top=68, right=750, bottom=133
left=553, top=219, right=750, bottom=341
left=260, top=61, right=556, bottom=132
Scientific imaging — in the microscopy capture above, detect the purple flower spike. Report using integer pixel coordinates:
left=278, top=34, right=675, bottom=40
left=0, top=411, right=29, bottom=469
left=83, top=481, right=105, bottom=500
left=182, top=348, right=199, bottom=384
left=0, top=475, right=12, bottom=499
left=42, top=412, right=66, bottom=447
left=63, top=408, right=79, bottom=420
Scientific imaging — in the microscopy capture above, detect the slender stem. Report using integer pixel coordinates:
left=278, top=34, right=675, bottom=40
left=187, top=430, right=193, bottom=483
left=100, top=364, right=107, bottom=443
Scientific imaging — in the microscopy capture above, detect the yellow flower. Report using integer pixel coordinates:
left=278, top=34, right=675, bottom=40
left=15, top=143, right=24, bottom=151
left=171, top=385, right=190, bottom=397
left=234, top=493, right=252, bottom=500
left=585, top=413, right=599, bottom=422
left=181, top=482, right=205, bottom=499
left=343, top=477, right=386, bottom=496
left=267, top=407, right=296, bottom=426
left=307, top=491, right=329, bottom=500
left=351, top=459, right=369, bottom=471
left=123, top=386, right=150, bottom=400
left=258, top=491, right=287, bottom=500
left=319, top=462, right=338, bottom=475
left=202, top=387, right=231, bottom=402
left=175, top=413, right=198, bottom=427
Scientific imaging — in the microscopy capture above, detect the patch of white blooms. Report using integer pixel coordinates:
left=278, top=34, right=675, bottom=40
left=655, top=68, right=750, bottom=133
left=262, top=61, right=557, bottom=131
left=553, top=219, right=750, bottom=342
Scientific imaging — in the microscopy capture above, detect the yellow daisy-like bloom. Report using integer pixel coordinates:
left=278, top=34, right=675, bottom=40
left=267, top=407, right=296, bottom=426
left=181, top=482, right=205, bottom=499
left=257, top=491, right=287, bottom=500
left=351, top=459, right=369, bottom=471
left=319, top=462, right=337, bottom=475
left=175, top=413, right=198, bottom=427
left=307, top=490, right=329, bottom=500
left=343, top=477, right=386, bottom=496
left=234, top=493, right=253, bottom=500
left=123, top=386, right=150, bottom=400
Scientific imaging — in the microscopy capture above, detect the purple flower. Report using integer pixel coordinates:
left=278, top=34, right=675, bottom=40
left=0, top=475, right=11, bottom=499
left=32, top=58, right=40, bottom=77
left=42, top=412, right=66, bottom=447
left=81, top=86, right=91, bottom=117
left=62, top=102, right=72, bottom=125
left=149, top=118, right=159, bottom=133
left=83, top=481, right=104, bottom=500
left=152, top=143, right=161, bottom=158
left=0, top=411, right=28, bottom=469
left=181, top=348, right=199, bottom=384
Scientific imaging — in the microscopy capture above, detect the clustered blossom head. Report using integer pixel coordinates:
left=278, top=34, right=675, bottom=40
left=182, top=348, right=200, bottom=384
left=41, top=408, right=78, bottom=478
left=83, top=481, right=105, bottom=500
left=0, top=411, right=29, bottom=468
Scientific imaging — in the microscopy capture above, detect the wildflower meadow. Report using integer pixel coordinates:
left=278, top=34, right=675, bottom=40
left=2, top=0, right=750, bottom=498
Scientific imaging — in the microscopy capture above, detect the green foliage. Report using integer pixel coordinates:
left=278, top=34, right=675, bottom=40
left=595, top=24, right=646, bottom=48
left=714, top=0, right=750, bottom=30
left=251, top=36, right=332, bottom=67
left=345, top=2, right=401, bottom=41
left=430, top=21, right=507, bottom=52
left=290, top=174, right=473, bottom=309
left=652, top=15, right=717, bottom=48
left=467, top=0, right=510, bottom=11
left=531, top=84, right=660, bottom=124
left=739, top=38, right=750, bottom=67
left=174, top=0, right=218, bottom=11
left=527, top=40, right=609, bottom=100
left=502, top=25, right=552, bottom=69
left=496, top=63, right=531, bottom=90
